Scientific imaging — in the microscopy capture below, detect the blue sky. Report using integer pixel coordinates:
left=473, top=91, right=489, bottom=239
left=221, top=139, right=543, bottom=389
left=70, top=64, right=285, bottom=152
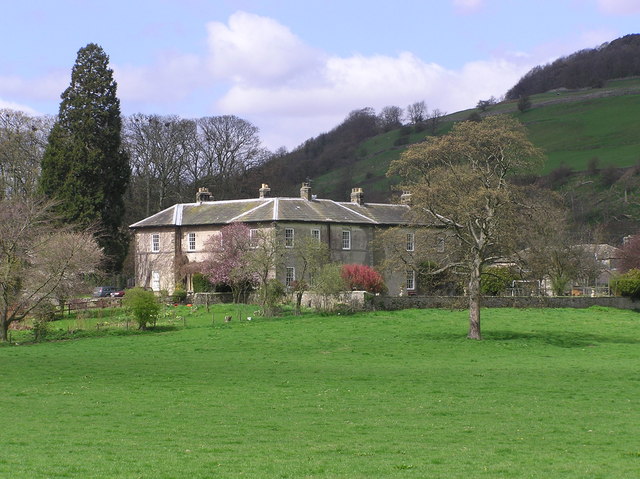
left=1, top=0, right=639, bottom=150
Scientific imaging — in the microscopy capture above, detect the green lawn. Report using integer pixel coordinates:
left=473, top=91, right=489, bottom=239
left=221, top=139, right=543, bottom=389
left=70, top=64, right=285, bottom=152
left=1, top=306, right=639, bottom=478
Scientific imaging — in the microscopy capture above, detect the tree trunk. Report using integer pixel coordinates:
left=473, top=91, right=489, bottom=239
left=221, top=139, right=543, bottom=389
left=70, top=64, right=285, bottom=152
left=0, top=319, right=9, bottom=342
left=467, top=258, right=482, bottom=340
left=295, top=292, right=302, bottom=315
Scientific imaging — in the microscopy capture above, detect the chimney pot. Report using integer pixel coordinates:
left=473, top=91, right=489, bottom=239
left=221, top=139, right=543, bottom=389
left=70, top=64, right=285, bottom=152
left=196, top=187, right=212, bottom=202
left=259, top=183, right=271, bottom=198
left=300, top=182, right=311, bottom=200
left=350, top=187, right=364, bottom=205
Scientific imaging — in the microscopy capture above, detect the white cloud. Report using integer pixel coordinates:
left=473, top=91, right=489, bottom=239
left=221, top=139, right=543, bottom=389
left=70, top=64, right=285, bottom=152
left=216, top=47, right=531, bottom=149
left=206, top=11, right=325, bottom=87
left=203, top=11, right=543, bottom=149
left=0, top=97, right=39, bottom=114
left=452, top=0, right=485, bottom=14
left=114, top=51, right=205, bottom=105
left=596, top=0, right=640, bottom=14
left=0, top=71, right=67, bottom=103
left=0, top=10, right=602, bottom=151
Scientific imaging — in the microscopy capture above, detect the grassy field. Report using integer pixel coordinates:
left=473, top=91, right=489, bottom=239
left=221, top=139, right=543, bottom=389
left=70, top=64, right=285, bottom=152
left=520, top=93, right=640, bottom=173
left=1, top=305, right=639, bottom=478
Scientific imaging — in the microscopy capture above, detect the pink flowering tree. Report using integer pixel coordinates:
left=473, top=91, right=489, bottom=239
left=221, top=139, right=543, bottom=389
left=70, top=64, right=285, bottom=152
left=201, top=223, right=258, bottom=303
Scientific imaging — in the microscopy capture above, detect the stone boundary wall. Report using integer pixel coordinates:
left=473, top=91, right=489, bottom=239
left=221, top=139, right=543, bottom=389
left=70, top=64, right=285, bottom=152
left=301, top=291, right=367, bottom=310
left=191, top=292, right=235, bottom=305
left=372, top=295, right=640, bottom=311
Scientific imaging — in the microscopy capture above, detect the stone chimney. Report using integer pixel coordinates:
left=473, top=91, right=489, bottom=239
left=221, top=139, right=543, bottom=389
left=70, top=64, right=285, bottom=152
left=195, top=187, right=212, bottom=202
left=350, top=187, right=364, bottom=205
left=300, top=182, right=311, bottom=200
left=400, top=191, right=412, bottom=205
left=259, top=183, right=271, bottom=198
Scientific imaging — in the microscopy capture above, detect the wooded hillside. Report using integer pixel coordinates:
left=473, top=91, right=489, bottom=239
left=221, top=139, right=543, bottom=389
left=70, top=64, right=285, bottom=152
left=506, top=34, right=640, bottom=99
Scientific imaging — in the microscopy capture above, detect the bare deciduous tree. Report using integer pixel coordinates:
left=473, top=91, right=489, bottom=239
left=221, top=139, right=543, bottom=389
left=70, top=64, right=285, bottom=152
left=123, top=114, right=197, bottom=217
left=0, top=198, right=102, bottom=341
left=246, top=228, right=285, bottom=315
left=378, top=226, right=460, bottom=295
left=518, top=210, right=605, bottom=295
left=378, top=105, right=404, bottom=132
left=196, top=115, right=267, bottom=199
left=426, top=108, right=446, bottom=134
left=389, top=115, right=545, bottom=340
left=291, top=236, right=330, bottom=314
left=406, top=101, right=427, bottom=124
left=0, top=110, right=53, bottom=199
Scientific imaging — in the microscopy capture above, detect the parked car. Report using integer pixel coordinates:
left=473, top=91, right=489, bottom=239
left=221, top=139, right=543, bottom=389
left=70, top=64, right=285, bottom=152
left=92, top=286, right=118, bottom=297
left=110, top=290, right=126, bottom=297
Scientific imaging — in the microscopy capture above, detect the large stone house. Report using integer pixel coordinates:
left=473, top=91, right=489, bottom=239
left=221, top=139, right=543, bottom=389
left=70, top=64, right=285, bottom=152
left=129, top=183, right=419, bottom=295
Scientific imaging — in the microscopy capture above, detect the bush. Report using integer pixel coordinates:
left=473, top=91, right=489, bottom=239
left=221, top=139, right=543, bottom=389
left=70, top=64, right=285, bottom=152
left=417, top=260, right=461, bottom=295
left=393, top=136, right=409, bottom=146
left=611, top=269, right=640, bottom=299
left=259, top=279, right=286, bottom=316
left=466, top=112, right=482, bottom=122
left=123, top=287, right=161, bottom=330
left=312, top=263, right=346, bottom=311
left=172, top=285, right=187, bottom=304
left=600, top=165, right=622, bottom=187
left=544, top=166, right=573, bottom=188
left=32, top=303, right=57, bottom=341
left=517, top=95, right=531, bottom=112
left=341, top=264, right=385, bottom=294
left=192, top=273, right=213, bottom=293
left=481, top=267, right=517, bottom=296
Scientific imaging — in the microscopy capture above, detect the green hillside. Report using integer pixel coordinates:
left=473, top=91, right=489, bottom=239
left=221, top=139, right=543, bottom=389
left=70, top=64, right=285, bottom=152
left=523, top=91, right=640, bottom=173
left=312, top=77, right=640, bottom=201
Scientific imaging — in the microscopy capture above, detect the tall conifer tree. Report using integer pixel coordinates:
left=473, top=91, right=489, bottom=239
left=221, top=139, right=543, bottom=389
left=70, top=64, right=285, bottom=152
left=41, top=43, right=130, bottom=272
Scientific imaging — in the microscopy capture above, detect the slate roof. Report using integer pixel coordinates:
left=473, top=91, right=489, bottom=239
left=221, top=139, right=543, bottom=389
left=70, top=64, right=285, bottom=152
left=130, top=197, right=413, bottom=229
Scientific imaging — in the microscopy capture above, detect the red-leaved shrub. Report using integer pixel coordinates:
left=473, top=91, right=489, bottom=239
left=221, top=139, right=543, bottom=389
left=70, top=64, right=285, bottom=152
left=341, top=264, right=385, bottom=294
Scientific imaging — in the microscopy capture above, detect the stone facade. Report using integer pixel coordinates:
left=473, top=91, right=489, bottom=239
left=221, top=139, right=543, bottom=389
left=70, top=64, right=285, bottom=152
left=130, top=184, right=418, bottom=295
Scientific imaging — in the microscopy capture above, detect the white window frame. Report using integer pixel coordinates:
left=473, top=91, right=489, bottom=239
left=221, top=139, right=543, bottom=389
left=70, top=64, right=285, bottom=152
left=285, top=228, right=294, bottom=248
left=342, top=230, right=351, bottom=250
left=187, top=232, right=196, bottom=251
left=151, top=271, right=160, bottom=291
left=406, top=270, right=415, bottom=291
left=249, top=229, right=258, bottom=248
left=285, top=267, right=295, bottom=287
left=311, top=228, right=320, bottom=242
left=406, top=232, right=415, bottom=252
left=151, top=234, right=160, bottom=253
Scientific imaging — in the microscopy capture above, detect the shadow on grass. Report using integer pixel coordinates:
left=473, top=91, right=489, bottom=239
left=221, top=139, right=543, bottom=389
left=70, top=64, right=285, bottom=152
left=15, top=324, right=182, bottom=345
left=484, top=329, right=640, bottom=348
left=411, top=329, right=640, bottom=348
